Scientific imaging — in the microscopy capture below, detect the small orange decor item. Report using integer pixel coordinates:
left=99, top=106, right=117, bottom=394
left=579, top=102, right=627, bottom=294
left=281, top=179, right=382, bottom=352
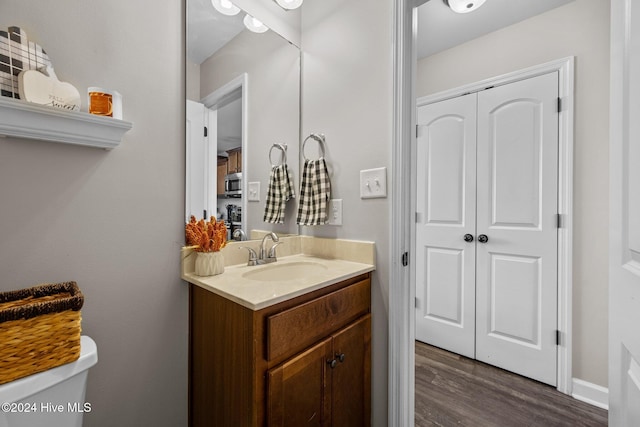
left=185, top=215, right=227, bottom=252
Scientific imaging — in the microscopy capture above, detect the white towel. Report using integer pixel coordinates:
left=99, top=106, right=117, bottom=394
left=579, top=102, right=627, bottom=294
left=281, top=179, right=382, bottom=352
left=263, top=165, right=295, bottom=224
left=296, top=158, right=331, bottom=225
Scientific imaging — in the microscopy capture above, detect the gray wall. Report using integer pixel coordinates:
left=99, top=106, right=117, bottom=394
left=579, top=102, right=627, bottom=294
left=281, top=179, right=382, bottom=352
left=301, top=0, right=393, bottom=424
left=416, top=0, right=610, bottom=387
left=0, top=1, right=187, bottom=426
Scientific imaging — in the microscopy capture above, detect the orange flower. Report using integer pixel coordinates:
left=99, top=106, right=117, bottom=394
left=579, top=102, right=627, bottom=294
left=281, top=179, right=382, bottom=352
left=185, top=216, right=227, bottom=252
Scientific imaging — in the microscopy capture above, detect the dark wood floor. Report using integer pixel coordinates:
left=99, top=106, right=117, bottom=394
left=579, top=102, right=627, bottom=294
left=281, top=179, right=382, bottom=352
left=415, top=341, right=608, bottom=427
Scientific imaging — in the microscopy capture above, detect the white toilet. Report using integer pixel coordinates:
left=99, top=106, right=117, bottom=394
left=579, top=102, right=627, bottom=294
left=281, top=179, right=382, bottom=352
left=0, top=336, right=98, bottom=427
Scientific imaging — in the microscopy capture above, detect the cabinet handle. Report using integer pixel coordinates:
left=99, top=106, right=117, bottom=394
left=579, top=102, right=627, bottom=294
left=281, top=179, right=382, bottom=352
left=336, top=353, right=345, bottom=363
left=327, top=359, right=337, bottom=369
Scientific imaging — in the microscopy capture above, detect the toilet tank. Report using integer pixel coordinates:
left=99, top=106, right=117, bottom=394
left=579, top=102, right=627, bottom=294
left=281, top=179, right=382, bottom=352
left=0, top=336, right=98, bottom=427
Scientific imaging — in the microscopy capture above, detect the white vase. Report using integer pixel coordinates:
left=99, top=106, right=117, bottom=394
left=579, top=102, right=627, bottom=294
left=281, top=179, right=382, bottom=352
left=194, top=251, right=225, bottom=276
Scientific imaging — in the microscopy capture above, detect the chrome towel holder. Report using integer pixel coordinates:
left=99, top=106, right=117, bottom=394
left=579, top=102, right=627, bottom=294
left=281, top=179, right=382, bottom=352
left=302, top=133, right=326, bottom=161
left=269, top=143, right=287, bottom=167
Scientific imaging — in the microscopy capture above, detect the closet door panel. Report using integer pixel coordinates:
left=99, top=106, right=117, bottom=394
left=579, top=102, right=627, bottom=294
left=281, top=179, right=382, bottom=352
left=476, top=72, right=559, bottom=386
left=415, top=93, right=477, bottom=359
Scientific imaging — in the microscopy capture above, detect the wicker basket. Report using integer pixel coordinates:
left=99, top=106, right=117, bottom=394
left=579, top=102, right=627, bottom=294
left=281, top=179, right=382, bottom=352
left=0, top=281, right=84, bottom=385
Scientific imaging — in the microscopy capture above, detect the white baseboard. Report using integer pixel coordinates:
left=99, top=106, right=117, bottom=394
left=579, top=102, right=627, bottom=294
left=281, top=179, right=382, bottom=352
left=571, top=378, right=609, bottom=410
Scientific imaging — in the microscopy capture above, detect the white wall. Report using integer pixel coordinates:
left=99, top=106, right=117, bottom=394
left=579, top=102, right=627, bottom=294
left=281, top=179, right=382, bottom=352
left=417, top=0, right=610, bottom=387
left=301, top=0, right=393, bottom=424
left=0, top=1, right=186, bottom=426
left=200, top=28, right=300, bottom=237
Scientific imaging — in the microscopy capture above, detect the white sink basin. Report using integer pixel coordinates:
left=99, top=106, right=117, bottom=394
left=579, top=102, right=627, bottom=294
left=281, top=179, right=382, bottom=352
left=242, top=261, right=328, bottom=282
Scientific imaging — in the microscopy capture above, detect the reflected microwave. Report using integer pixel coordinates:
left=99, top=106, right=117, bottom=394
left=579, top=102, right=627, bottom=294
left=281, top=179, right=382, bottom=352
left=224, top=172, right=242, bottom=197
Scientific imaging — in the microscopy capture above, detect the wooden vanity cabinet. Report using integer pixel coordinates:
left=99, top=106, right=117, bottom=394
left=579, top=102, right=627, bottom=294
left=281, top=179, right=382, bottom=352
left=189, top=273, right=371, bottom=427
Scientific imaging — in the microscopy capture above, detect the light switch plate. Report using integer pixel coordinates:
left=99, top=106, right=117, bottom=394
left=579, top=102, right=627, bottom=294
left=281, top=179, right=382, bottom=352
left=248, top=181, right=260, bottom=202
left=360, top=167, right=387, bottom=199
left=328, top=199, right=342, bottom=225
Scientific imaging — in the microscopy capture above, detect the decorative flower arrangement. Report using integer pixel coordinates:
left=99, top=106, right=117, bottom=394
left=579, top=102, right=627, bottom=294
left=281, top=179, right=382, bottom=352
left=185, top=215, right=227, bottom=252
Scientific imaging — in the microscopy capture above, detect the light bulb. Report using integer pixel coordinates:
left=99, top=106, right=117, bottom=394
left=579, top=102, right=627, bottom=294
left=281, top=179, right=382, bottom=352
left=444, top=0, right=486, bottom=14
left=274, top=0, right=304, bottom=10
left=211, top=0, right=240, bottom=16
left=243, top=14, right=268, bottom=33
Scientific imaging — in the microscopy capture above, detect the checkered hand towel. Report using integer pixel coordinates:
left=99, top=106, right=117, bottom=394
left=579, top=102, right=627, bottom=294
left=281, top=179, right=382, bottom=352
left=296, top=158, right=331, bottom=225
left=263, top=165, right=295, bottom=224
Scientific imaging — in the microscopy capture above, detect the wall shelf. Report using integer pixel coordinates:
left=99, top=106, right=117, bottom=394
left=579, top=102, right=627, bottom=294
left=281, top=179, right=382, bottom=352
left=0, top=97, right=133, bottom=149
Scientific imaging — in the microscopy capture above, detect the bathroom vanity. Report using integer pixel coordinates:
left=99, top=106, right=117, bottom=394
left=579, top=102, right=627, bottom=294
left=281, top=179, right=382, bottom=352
left=183, top=238, right=375, bottom=427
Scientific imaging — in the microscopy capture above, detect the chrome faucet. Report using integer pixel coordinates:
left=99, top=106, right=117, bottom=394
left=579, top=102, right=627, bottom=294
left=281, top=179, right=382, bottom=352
left=259, top=232, right=280, bottom=263
left=240, top=232, right=281, bottom=266
left=232, top=229, right=246, bottom=241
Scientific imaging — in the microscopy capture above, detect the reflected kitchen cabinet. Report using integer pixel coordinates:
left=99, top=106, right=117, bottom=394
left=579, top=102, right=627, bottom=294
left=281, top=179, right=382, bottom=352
left=227, top=148, right=242, bottom=174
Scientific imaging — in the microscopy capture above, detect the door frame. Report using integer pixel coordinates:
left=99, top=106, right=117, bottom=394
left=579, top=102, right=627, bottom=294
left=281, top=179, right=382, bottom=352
left=415, top=57, right=574, bottom=390
left=389, top=0, right=577, bottom=423
left=200, top=73, right=248, bottom=232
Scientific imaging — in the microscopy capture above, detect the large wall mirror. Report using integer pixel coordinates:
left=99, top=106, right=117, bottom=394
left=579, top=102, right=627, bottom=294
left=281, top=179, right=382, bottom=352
left=186, top=0, right=301, bottom=241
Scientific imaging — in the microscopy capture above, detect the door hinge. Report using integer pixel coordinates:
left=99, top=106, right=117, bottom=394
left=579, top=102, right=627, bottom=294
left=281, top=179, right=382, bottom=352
left=556, top=213, right=562, bottom=229
left=402, top=252, right=409, bottom=267
left=415, top=297, right=419, bottom=308
left=416, top=124, right=419, bottom=138
left=204, top=126, right=208, bottom=137
left=557, top=97, right=562, bottom=113
left=556, top=329, right=561, bottom=346
left=203, top=209, right=207, bottom=219
left=415, top=212, right=422, bottom=224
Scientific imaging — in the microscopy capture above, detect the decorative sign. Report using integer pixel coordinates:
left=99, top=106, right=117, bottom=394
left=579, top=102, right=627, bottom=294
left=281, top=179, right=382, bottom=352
left=19, top=66, right=81, bottom=111
left=0, top=26, right=52, bottom=99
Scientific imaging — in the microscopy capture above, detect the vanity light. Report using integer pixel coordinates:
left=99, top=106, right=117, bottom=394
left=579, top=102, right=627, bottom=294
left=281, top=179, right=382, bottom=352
left=443, top=0, right=486, bottom=13
left=243, top=14, right=269, bottom=33
left=273, top=0, right=303, bottom=11
left=211, top=0, right=240, bottom=16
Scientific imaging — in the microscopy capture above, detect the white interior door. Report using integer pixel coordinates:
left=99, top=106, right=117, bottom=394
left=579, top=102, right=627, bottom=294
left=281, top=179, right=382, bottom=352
left=609, top=0, right=640, bottom=424
left=186, top=100, right=217, bottom=221
left=415, top=94, right=477, bottom=358
left=186, top=100, right=207, bottom=222
left=415, top=72, right=559, bottom=386
left=475, top=72, right=559, bottom=386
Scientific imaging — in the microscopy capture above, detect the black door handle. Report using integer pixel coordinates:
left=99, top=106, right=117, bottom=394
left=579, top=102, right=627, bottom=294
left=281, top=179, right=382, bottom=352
left=478, top=234, right=489, bottom=243
left=463, top=234, right=474, bottom=242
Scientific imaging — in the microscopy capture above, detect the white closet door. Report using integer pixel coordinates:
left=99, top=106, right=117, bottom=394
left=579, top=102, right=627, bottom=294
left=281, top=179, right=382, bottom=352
left=415, top=93, right=477, bottom=358
left=475, top=72, right=559, bottom=386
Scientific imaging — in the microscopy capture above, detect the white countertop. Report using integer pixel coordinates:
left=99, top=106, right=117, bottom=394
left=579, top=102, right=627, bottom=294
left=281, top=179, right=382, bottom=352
left=182, top=254, right=375, bottom=310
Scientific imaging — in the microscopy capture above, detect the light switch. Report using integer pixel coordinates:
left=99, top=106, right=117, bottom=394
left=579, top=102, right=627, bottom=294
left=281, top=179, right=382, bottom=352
left=328, top=199, right=342, bottom=225
left=248, top=181, right=260, bottom=202
left=360, top=167, right=387, bottom=199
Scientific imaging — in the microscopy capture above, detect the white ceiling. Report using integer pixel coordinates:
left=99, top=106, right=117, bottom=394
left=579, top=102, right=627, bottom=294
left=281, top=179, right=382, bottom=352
left=417, top=0, right=575, bottom=59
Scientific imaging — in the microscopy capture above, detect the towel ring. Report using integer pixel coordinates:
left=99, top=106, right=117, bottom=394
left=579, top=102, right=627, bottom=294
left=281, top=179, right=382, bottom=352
left=269, top=143, right=287, bottom=167
left=302, top=133, right=326, bottom=161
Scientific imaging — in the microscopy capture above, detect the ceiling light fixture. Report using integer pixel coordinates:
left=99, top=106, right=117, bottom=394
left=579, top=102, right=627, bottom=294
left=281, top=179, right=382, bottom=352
left=211, top=0, right=240, bottom=16
left=273, top=0, right=304, bottom=11
left=243, top=14, right=269, bottom=33
left=443, top=0, right=486, bottom=14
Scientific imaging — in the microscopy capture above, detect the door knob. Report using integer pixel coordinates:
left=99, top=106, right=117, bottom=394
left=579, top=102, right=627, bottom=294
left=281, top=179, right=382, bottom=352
left=478, top=234, right=489, bottom=243
left=327, top=359, right=337, bottom=369
left=463, top=234, right=474, bottom=242
left=336, top=353, right=346, bottom=363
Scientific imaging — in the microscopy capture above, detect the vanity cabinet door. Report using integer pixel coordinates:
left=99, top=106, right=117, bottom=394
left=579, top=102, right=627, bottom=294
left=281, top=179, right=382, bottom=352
left=266, top=315, right=371, bottom=427
left=267, top=338, right=332, bottom=427
left=331, top=315, right=371, bottom=427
